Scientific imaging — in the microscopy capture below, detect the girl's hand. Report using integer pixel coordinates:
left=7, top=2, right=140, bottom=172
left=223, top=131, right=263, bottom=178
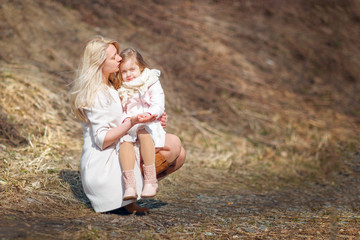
left=134, top=113, right=157, bottom=124
left=140, top=112, right=152, bottom=118
left=159, top=112, right=167, bottom=129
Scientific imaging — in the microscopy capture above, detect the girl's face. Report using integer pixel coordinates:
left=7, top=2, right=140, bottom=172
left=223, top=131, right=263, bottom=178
left=102, top=44, right=122, bottom=78
left=120, top=57, right=141, bottom=82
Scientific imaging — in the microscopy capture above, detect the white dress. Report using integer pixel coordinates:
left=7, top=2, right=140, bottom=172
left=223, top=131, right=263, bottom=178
left=80, top=86, right=144, bottom=213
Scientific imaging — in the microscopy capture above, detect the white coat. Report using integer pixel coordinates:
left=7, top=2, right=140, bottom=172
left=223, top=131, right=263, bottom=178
left=80, top=86, right=144, bottom=213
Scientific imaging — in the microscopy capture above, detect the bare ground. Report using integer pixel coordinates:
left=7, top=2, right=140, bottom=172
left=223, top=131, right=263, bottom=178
left=1, top=159, right=360, bottom=239
left=1, top=0, right=360, bottom=239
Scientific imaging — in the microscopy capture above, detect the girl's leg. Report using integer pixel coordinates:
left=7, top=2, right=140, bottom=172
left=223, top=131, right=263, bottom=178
left=119, top=142, right=137, bottom=201
left=138, top=129, right=158, bottom=198
left=137, top=129, right=155, bottom=166
left=119, top=141, right=136, bottom=170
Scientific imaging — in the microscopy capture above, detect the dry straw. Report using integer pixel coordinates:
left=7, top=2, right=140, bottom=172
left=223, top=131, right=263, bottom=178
left=0, top=63, right=81, bottom=201
left=0, top=57, right=359, bottom=199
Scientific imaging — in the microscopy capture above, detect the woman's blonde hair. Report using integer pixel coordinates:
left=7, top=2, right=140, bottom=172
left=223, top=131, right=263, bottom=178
left=119, top=47, right=149, bottom=84
left=70, top=36, right=120, bottom=122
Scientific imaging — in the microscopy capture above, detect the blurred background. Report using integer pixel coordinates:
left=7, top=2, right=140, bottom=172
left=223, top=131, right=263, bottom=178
left=0, top=0, right=359, bottom=237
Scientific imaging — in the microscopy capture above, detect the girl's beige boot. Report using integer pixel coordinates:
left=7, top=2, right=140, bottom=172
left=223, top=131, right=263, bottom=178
left=141, top=164, right=158, bottom=198
left=123, top=170, right=138, bottom=201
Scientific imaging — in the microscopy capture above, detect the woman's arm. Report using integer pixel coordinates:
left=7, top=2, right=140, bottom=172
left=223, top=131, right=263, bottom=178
left=101, top=117, right=132, bottom=149
left=102, top=114, right=157, bottom=149
left=84, top=89, right=158, bottom=150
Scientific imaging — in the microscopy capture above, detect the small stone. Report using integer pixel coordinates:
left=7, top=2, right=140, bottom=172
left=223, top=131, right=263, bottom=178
left=26, top=198, right=37, bottom=203
left=266, top=59, right=274, bottom=66
left=245, top=227, right=256, bottom=233
left=110, top=219, right=120, bottom=223
left=32, top=181, right=41, bottom=188
left=259, top=225, right=268, bottom=231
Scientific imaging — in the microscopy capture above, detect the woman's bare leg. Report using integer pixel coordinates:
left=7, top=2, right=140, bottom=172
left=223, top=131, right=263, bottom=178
left=163, top=145, right=186, bottom=175
left=157, top=133, right=186, bottom=178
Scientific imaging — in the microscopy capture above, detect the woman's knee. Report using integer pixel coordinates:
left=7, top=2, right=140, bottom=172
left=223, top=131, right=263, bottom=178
left=158, top=133, right=182, bottom=164
left=176, top=146, right=186, bottom=167
left=162, top=146, right=186, bottom=176
left=165, top=133, right=182, bottom=153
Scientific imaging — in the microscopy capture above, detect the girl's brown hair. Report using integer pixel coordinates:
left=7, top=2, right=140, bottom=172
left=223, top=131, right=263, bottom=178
left=117, top=48, right=149, bottom=85
left=121, top=47, right=149, bottom=70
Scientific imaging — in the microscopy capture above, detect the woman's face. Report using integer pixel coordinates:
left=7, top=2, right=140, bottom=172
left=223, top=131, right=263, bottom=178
left=120, top=57, right=141, bottom=82
left=102, top=44, right=122, bottom=78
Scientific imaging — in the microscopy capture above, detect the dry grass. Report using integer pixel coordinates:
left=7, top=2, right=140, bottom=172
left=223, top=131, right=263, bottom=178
left=0, top=0, right=360, bottom=238
left=1, top=60, right=358, bottom=237
left=0, top=63, right=81, bottom=198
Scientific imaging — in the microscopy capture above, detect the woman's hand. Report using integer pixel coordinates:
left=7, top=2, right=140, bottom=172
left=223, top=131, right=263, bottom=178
left=159, top=112, right=167, bottom=129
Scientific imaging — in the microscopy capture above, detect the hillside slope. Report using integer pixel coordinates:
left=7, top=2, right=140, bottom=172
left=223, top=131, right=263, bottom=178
left=0, top=0, right=360, bottom=238
left=1, top=0, right=359, bottom=195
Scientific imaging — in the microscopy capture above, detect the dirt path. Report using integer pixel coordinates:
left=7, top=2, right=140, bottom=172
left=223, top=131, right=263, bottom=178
left=1, top=166, right=359, bottom=239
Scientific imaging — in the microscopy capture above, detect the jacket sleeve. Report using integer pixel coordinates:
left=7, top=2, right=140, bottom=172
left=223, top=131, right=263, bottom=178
left=147, top=81, right=165, bottom=118
left=83, top=95, right=112, bottom=150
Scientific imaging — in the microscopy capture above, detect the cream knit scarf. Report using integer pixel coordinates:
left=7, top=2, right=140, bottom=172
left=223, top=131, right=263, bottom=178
left=118, top=68, right=161, bottom=105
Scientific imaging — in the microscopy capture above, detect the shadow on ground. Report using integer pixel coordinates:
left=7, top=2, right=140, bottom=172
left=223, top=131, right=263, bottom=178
left=58, top=169, right=169, bottom=212
left=59, top=169, right=91, bottom=208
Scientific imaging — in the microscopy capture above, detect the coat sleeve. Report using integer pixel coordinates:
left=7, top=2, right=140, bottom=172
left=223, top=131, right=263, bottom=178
left=84, top=95, right=113, bottom=150
left=146, top=81, right=165, bottom=118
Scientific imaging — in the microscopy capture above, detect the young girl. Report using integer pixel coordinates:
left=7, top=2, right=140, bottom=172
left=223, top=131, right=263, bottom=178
left=118, top=47, right=166, bottom=201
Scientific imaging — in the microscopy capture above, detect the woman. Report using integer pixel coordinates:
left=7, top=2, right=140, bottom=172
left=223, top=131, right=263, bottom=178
left=70, top=36, right=185, bottom=214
